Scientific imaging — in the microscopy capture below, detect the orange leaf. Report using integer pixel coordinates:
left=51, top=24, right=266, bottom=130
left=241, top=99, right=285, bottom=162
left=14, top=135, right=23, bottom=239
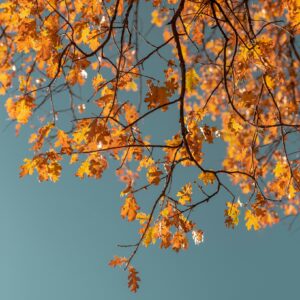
left=120, top=195, right=140, bottom=222
left=128, top=266, right=140, bottom=293
left=108, top=256, right=127, bottom=268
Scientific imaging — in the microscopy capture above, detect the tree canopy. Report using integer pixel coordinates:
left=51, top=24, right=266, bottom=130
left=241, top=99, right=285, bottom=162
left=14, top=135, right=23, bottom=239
left=1, top=0, right=300, bottom=292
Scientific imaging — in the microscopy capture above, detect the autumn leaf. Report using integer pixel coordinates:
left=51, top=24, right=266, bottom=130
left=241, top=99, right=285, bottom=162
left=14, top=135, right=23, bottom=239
left=146, top=166, right=163, bottom=185
left=108, top=256, right=128, bottom=268
left=120, top=184, right=132, bottom=197
left=20, top=152, right=62, bottom=182
left=245, top=210, right=261, bottom=231
left=47, top=160, right=62, bottom=182
left=171, top=231, right=188, bottom=252
left=128, top=266, right=140, bottom=293
left=75, top=160, right=91, bottom=178
left=30, top=123, right=54, bottom=152
left=136, top=212, right=150, bottom=225
left=142, top=227, right=157, bottom=247
left=137, top=157, right=155, bottom=171
left=92, top=73, right=105, bottom=91
left=5, top=96, right=36, bottom=124
left=75, top=154, right=108, bottom=179
left=192, top=229, right=204, bottom=245
left=186, top=68, right=200, bottom=93
left=176, top=183, right=192, bottom=205
left=69, top=154, right=79, bottom=164
left=151, top=9, right=168, bottom=27
left=273, top=161, right=288, bottom=178
left=19, top=158, right=36, bottom=177
left=124, top=103, right=139, bottom=125
left=228, top=116, right=243, bottom=134
left=121, top=195, right=140, bottom=222
left=144, top=81, right=173, bottom=111
left=160, top=202, right=173, bottom=218
left=66, top=67, right=86, bottom=86
left=55, top=130, right=73, bottom=155
left=265, top=74, right=275, bottom=90
left=225, top=202, right=240, bottom=229
left=198, top=172, right=215, bottom=185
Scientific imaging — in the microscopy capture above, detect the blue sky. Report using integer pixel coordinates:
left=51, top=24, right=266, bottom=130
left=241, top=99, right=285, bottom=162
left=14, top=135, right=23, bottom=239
left=1, top=106, right=300, bottom=300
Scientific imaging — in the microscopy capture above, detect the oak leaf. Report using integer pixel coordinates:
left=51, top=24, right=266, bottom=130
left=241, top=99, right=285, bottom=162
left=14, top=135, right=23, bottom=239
left=176, top=183, right=192, bottom=205
left=245, top=210, right=261, bottom=231
left=225, top=202, right=240, bottom=229
left=121, top=195, right=140, bottom=222
left=128, top=266, right=140, bottom=293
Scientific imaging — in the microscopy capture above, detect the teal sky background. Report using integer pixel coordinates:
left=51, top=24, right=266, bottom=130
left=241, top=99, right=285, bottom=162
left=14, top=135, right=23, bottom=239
left=1, top=4, right=300, bottom=299
left=1, top=104, right=300, bottom=300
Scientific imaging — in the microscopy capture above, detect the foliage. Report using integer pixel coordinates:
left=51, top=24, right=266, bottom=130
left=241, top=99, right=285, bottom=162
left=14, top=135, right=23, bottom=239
left=1, top=0, right=300, bottom=292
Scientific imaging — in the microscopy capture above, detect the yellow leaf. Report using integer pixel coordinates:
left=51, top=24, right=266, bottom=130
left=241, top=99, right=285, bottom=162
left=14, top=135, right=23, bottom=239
left=70, top=154, right=79, bottom=164
left=92, top=74, right=105, bottom=91
left=136, top=212, right=150, bottom=225
left=176, top=183, right=192, bottom=205
left=265, top=74, right=275, bottom=90
left=273, top=161, right=288, bottom=178
left=225, top=202, right=240, bottom=228
left=146, top=166, right=163, bottom=185
left=228, top=116, right=243, bottom=134
left=245, top=210, right=261, bottom=231
left=142, top=227, right=156, bottom=247
left=76, top=160, right=90, bottom=178
left=137, top=157, right=155, bottom=171
left=186, top=68, right=200, bottom=93
left=151, top=9, right=168, bottom=27
left=5, top=96, right=36, bottom=124
left=19, top=158, right=36, bottom=177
